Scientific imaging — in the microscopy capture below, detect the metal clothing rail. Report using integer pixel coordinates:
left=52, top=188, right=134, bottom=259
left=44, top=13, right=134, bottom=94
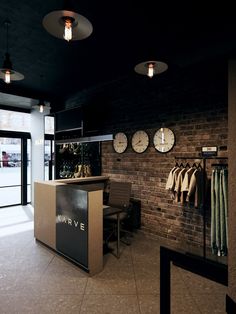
left=174, top=155, right=228, bottom=258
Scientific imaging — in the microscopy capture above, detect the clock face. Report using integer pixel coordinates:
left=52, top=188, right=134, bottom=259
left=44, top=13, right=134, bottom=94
left=131, top=130, right=149, bottom=153
left=153, top=127, right=175, bottom=153
left=113, top=132, right=128, bottom=153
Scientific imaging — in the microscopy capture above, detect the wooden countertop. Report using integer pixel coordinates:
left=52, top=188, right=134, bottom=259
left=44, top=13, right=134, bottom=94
left=35, top=176, right=109, bottom=186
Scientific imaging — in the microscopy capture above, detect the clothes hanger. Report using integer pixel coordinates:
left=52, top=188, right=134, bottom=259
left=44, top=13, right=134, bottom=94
left=197, top=162, right=202, bottom=169
left=185, top=162, right=190, bottom=169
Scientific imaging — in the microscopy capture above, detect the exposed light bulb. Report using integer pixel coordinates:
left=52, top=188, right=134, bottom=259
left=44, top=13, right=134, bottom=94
left=39, top=104, right=44, bottom=113
left=4, top=70, right=11, bottom=84
left=147, top=63, right=155, bottom=78
left=64, top=18, right=72, bottom=41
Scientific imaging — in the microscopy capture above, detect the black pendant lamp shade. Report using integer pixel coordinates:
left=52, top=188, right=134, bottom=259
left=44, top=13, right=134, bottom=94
left=0, top=20, right=24, bottom=84
left=42, top=8, right=93, bottom=41
left=0, top=53, right=24, bottom=82
left=134, top=60, right=168, bottom=78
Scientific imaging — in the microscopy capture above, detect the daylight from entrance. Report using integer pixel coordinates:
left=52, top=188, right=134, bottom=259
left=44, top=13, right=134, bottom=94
left=0, top=110, right=31, bottom=207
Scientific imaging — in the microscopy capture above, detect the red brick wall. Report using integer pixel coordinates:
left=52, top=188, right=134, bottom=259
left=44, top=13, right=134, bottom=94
left=101, top=107, right=227, bottom=251
left=66, top=60, right=228, bottom=252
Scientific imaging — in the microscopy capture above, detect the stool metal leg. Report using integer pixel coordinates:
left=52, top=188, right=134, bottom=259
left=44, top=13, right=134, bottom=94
left=117, top=213, right=120, bottom=258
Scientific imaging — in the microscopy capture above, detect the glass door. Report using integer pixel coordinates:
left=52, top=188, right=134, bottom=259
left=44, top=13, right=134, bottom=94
left=0, top=137, right=22, bottom=207
left=44, top=138, right=54, bottom=181
left=27, top=139, right=31, bottom=203
left=44, top=116, right=55, bottom=181
left=0, top=135, right=30, bottom=207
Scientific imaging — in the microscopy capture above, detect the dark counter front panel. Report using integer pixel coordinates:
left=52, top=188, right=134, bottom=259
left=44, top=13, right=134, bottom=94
left=56, top=186, right=88, bottom=268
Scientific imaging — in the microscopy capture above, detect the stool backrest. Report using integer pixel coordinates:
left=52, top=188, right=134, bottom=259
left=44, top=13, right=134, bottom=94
left=108, top=181, right=131, bottom=209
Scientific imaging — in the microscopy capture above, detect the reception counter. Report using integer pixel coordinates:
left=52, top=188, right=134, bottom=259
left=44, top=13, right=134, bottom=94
left=34, top=176, right=108, bottom=275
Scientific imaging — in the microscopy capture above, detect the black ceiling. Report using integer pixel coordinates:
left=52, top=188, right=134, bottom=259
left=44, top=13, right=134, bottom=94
left=0, top=0, right=236, bottom=111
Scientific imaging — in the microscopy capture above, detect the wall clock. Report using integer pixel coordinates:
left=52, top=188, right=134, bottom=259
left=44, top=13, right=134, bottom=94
left=113, top=132, right=128, bottom=153
left=131, top=130, right=149, bottom=153
left=153, top=127, right=175, bottom=153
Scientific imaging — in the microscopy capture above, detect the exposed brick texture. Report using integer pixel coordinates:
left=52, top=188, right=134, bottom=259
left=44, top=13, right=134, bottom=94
left=65, top=60, right=228, bottom=253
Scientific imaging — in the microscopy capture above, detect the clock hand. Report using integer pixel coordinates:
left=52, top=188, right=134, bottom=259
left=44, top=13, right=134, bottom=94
left=157, top=136, right=165, bottom=143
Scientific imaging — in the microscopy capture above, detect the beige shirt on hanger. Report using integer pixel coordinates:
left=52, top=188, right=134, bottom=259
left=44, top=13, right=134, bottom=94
left=165, top=166, right=177, bottom=190
left=166, top=166, right=181, bottom=200
left=174, top=168, right=187, bottom=203
left=181, top=167, right=196, bottom=204
left=186, top=168, right=204, bottom=208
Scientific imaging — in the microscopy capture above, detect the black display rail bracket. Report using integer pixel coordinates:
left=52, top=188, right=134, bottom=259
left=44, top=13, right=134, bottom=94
left=160, top=246, right=228, bottom=314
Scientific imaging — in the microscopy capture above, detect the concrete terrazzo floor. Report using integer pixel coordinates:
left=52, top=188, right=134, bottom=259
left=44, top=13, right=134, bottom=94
left=0, top=205, right=227, bottom=313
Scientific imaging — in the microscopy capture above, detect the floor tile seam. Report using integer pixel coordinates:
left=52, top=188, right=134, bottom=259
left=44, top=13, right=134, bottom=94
left=132, top=241, right=161, bottom=291
left=33, top=292, right=87, bottom=295
left=137, top=293, right=160, bottom=296
left=82, top=294, right=141, bottom=297
left=130, top=244, right=142, bottom=314
left=89, top=276, right=136, bottom=281
left=83, top=292, right=139, bottom=296
left=137, top=294, right=158, bottom=314
left=78, top=271, right=90, bottom=313
left=79, top=294, right=141, bottom=313
left=83, top=293, right=141, bottom=298
left=36, top=253, right=56, bottom=279
left=0, top=293, right=86, bottom=296
left=81, top=292, right=159, bottom=296
left=0, top=286, right=87, bottom=296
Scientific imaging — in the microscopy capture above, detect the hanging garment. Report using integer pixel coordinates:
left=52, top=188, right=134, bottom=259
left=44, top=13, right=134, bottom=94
left=220, top=169, right=228, bottom=253
left=174, top=167, right=187, bottom=203
left=211, top=167, right=228, bottom=256
left=185, top=168, right=204, bottom=209
left=181, top=167, right=196, bottom=204
left=165, top=166, right=177, bottom=190
left=166, top=166, right=182, bottom=199
left=221, top=169, right=228, bottom=249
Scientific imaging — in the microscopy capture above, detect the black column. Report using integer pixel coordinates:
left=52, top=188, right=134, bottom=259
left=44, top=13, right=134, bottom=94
left=21, top=138, right=28, bottom=205
left=160, top=246, right=171, bottom=314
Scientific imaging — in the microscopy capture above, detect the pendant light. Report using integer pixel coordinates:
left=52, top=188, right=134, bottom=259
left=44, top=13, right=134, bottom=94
left=32, top=99, right=51, bottom=113
left=42, top=1, right=93, bottom=42
left=32, top=75, right=51, bottom=113
left=0, top=20, right=24, bottom=84
left=134, top=60, right=168, bottom=78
